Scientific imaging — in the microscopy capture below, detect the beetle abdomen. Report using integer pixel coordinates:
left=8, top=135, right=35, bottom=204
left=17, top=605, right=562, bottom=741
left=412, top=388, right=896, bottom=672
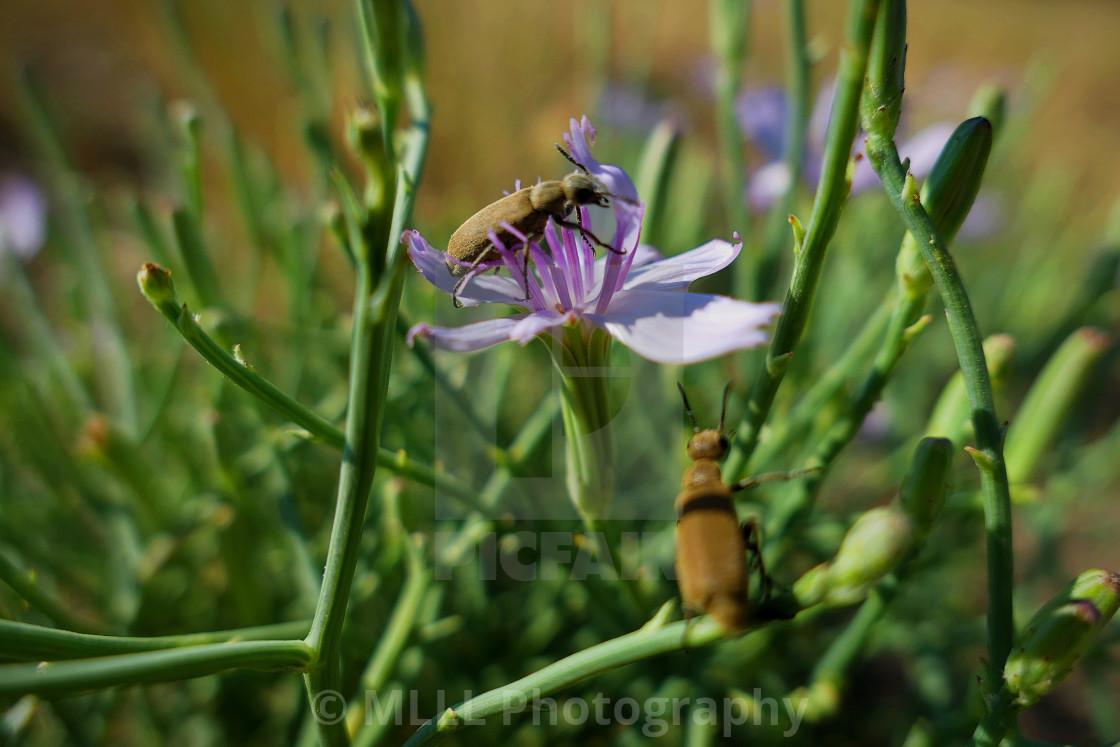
left=674, top=492, right=749, bottom=631
left=446, top=189, right=550, bottom=276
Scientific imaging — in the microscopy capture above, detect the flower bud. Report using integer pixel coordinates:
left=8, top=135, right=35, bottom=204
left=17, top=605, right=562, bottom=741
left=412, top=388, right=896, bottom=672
left=861, top=0, right=907, bottom=140
left=1004, top=569, right=1120, bottom=707
left=791, top=562, right=833, bottom=608
left=1004, top=328, right=1110, bottom=485
left=828, top=506, right=913, bottom=593
left=794, top=507, right=915, bottom=608
left=896, top=117, right=993, bottom=298
left=899, top=437, right=952, bottom=545
left=136, top=262, right=181, bottom=321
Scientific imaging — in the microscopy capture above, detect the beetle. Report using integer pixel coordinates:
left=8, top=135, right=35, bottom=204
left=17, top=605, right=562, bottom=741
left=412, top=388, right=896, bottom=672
left=674, top=383, right=813, bottom=632
left=445, top=144, right=632, bottom=308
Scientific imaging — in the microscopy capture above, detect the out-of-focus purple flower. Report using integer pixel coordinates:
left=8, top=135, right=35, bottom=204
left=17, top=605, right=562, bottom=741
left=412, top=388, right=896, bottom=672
left=595, top=80, right=685, bottom=135
left=0, top=174, right=47, bottom=262
left=738, top=82, right=956, bottom=212
left=407, top=116, right=780, bottom=365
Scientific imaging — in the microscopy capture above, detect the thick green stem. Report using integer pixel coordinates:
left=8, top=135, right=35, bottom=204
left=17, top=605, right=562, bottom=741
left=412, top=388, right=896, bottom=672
left=864, top=135, right=1014, bottom=691
left=725, top=0, right=881, bottom=482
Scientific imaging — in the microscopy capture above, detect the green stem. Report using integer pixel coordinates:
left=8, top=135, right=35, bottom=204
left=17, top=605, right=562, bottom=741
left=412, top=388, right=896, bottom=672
left=757, top=0, right=810, bottom=295
left=0, top=619, right=309, bottom=661
left=304, top=109, right=430, bottom=747
left=765, top=293, right=928, bottom=546
left=864, top=135, right=1014, bottom=690
left=966, top=687, right=1020, bottom=747
left=725, top=0, right=881, bottom=482
left=0, top=639, right=313, bottom=698
left=142, top=289, right=474, bottom=503
left=0, top=554, right=105, bottom=635
left=403, top=609, right=729, bottom=747
left=350, top=535, right=430, bottom=735
left=710, top=0, right=751, bottom=282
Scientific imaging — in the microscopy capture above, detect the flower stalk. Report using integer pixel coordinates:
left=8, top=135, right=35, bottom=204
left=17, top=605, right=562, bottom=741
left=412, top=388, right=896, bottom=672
left=725, top=0, right=881, bottom=481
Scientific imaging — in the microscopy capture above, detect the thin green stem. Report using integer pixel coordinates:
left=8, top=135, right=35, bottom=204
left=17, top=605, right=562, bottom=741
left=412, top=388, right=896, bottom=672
left=350, top=535, right=430, bottom=734
left=0, top=639, right=313, bottom=698
left=304, top=102, right=430, bottom=746
left=403, top=609, right=729, bottom=747
left=726, top=0, right=881, bottom=482
left=0, top=554, right=105, bottom=635
left=143, top=290, right=474, bottom=502
left=0, top=619, right=310, bottom=661
left=864, top=135, right=1014, bottom=689
left=757, top=0, right=811, bottom=295
left=709, top=0, right=752, bottom=292
left=765, top=294, right=928, bottom=546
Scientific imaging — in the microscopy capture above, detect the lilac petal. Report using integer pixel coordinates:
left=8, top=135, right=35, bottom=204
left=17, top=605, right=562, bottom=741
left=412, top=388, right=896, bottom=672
left=405, top=230, right=524, bottom=307
left=0, top=175, right=47, bottom=259
left=630, top=244, right=663, bottom=267
left=564, top=116, right=638, bottom=201
left=508, top=308, right=570, bottom=344
left=746, top=161, right=792, bottom=212
left=736, top=86, right=789, bottom=161
left=623, top=237, right=742, bottom=292
left=407, top=316, right=524, bottom=353
left=591, top=289, right=780, bottom=364
left=596, top=200, right=646, bottom=312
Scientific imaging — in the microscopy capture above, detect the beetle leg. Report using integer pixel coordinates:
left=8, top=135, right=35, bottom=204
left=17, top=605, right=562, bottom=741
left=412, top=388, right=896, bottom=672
left=552, top=218, right=624, bottom=256
left=451, top=251, right=501, bottom=308
left=731, top=467, right=821, bottom=493
left=574, top=206, right=597, bottom=255
left=519, top=240, right=532, bottom=301
left=680, top=601, right=697, bottom=652
left=740, top=518, right=773, bottom=600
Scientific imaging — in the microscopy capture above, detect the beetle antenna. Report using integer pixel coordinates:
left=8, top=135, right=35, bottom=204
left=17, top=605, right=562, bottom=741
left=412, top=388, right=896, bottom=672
left=555, top=143, right=591, bottom=175
left=718, top=383, right=732, bottom=433
left=677, top=383, right=700, bottom=433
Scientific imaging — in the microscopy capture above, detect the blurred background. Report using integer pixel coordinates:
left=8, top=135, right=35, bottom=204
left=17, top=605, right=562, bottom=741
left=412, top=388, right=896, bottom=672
left=3, top=0, right=1120, bottom=231
left=2, top=1, right=1119, bottom=745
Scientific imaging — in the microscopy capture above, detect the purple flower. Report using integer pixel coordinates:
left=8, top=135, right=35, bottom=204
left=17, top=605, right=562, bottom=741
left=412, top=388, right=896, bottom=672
left=0, top=174, right=47, bottom=263
left=406, top=117, right=780, bottom=365
left=738, top=82, right=955, bottom=212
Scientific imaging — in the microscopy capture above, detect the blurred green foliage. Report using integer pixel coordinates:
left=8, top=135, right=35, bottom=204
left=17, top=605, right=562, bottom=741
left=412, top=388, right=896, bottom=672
left=1, top=1, right=1119, bottom=745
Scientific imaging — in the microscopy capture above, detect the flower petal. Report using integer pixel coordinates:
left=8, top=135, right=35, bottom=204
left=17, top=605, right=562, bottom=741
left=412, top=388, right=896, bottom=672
left=407, top=317, right=525, bottom=353
left=747, top=161, right=793, bottom=212
left=564, top=116, right=638, bottom=202
left=508, top=309, right=570, bottom=344
left=0, top=174, right=47, bottom=259
left=736, top=86, right=789, bottom=161
left=405, top=229, right=525, bottom=307
left=591, top=289, right=780, bottom=364
left=622, top=237, right=742, bottom=292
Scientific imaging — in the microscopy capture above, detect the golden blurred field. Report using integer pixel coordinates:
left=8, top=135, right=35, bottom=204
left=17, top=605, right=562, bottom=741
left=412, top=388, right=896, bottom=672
left=2, top=0, right=1119, bottom=234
